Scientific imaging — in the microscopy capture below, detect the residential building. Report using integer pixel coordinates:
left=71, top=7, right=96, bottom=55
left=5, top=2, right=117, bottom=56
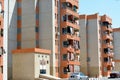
left=60, top=0, right=80, bottom=78
left=0, top=0, right=4, bottom=79
left=79, top=13, right=114, bottom=77
left=113, top=28, right=120, bottom=72
left=4, top=0, right=80, bottom=79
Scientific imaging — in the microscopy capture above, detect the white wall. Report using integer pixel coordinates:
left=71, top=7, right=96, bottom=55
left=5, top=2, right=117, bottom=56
left=39, top=0, right=56, bottom=76
left=79, top=19, right=88, bottom=75
left=113, top=32, right=120, bottom=60
left=87, top=19, right=101, bottom=76
left=4, top=0, right=17, bottom=80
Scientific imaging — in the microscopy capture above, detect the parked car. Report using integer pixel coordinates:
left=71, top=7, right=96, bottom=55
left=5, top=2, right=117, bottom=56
left=109, top=72, right=120, bottom=78
left=69, top=72, right=88, bottom=80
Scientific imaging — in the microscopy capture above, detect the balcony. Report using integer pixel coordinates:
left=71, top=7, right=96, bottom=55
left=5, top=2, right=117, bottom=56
left=102, top=26, right=113, bottom=32
left=103, top=62, right=112, bottom=67
left=61, top=60, right=80, bottom=66
left=60, top=0, right=78, bottom=8
left=61, top=46, right=75, bottom=53
left=61, top=8, right=79, bottom=18
left=61, top=21, right=79, bottom=30
left=103, top=53, right=114, bottom=58
left=61, top=34, right=80, bottom=41
left=0, top=56, right=3, bottom=66
left=102, top=43, right=113, bottom=49
left=102, top=34, right=113, bottom=40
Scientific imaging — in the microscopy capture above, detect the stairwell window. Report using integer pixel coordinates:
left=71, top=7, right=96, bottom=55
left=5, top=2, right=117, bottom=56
left=63, top=54, right=67, bottom=60
left=0, top=28, right=3, bottom=37
left=63, top=41, right=69, bottom=47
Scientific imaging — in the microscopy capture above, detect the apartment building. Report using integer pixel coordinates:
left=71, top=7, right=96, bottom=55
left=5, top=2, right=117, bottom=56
left=79, top=13, right=114, bottom=77
left=113, top=28, right=120, bottom=72
left=0, top=0, right=4, bottom=80
left=4, top=0, right=80, bottom=79
left=60, top=0, right=80, bottom=78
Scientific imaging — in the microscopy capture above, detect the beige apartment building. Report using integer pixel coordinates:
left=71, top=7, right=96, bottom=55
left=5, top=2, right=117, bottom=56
left=4, top=0, right=80, bottom=79
left=79, top=13, right=114, bottom=77
left=113, top=28, right=120, bottom=72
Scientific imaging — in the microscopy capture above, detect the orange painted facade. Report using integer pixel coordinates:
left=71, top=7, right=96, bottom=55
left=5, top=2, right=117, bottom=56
left=0, top=0, right=4, bottom=79
left=60, top=0, right=80, bottom=78
left=101, top=15, right=114, bottom=77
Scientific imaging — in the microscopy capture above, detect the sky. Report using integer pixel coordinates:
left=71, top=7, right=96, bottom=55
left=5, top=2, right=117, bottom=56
left=79, top=0, right=120, bottom=28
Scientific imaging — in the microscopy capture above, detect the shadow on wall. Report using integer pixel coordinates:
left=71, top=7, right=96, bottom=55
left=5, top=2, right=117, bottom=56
left=8, top=1, right=17, bottom=80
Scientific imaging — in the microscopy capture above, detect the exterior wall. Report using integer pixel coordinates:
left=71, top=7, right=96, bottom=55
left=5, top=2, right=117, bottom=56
left=79, top=14, right=113, bottom=77
left=87, top=19, right=101, bottom=77
left=113, top=31, right=120, bottom=59
left=114, top=61, right=120, bottom=72
left=79, top=19, right=88, bottom=75
left=12, top=53, right=34, bottom=80
left=39, top=0, right=56, bottom=76
left=21, top=0, right=36, bottom=48
left=113, top=28, right=120, bottom=72
left=34, top=53, right=50, bottom=78
left=0, top=0, right=4, bottom=79
left=4, top=0, right=17, bottom=79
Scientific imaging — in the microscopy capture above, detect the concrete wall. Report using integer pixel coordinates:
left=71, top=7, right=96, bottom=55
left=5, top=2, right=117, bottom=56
left=21, top=0, right=36, bottom=48
left=87, top=19, right=101, bottom=77
left=34, top=54, right=50, bottom=78
left=79, top=19, right=88, bottom=75
left=114, top=62, right=120, bottom=72
left=12, top=53, right=34, bottom=80
left=4, top=0, right=17, bottom=79
left=39, top=0, right=56, bottom=76
left=113, top=32, right=120, bottom=60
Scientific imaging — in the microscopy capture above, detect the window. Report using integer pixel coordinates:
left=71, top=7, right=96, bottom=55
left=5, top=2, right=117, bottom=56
left=104, top=57, right=109, bottom=62
left=63, top=41, right=69, bottom=47
left=63, top=65, right=70, bottom=74
left=63, top=67, right=67, bottom=74
left=62, top=15, right=67, bottom=21
left=0, top=28, right=3, bottom=37
left=17, top=41, right=21, bottom=48
left=0, top=66, right=3, bottom=73
left=17, top=28, right=21, bottom=34
left=63, top=54, right=67, bottom=60
left=87, top=57, right=90, bottom=62
left=0, top=21, right=1, bottom=25
left=35, top=27, right=39, bottom=32
left=62, top=28, right=67, bottom=34
left=40, top=69, right=46, bottom=74
left=55, top=13, right=56, bottom=19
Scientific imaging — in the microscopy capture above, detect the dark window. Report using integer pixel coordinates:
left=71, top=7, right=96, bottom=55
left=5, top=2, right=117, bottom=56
left=62, top=28, right=67, bottom=34
left=104, top=57, right=109, bottom=62
left=17, top=41, right=21, bottom=47
left=63, top=54, right=67, bottom=60
left=0, top=28, right=3, bottom=37
left=63, top=41, right=69, bottom=47
left=40, top=69, right=46, bottom=74
left=62, top=15, right=67, bottom=21
left=63, top=65, right=70, bottom=74
left=17, top=28, right=21, bottom=34
left=35, top=27, right=39, bottom=32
